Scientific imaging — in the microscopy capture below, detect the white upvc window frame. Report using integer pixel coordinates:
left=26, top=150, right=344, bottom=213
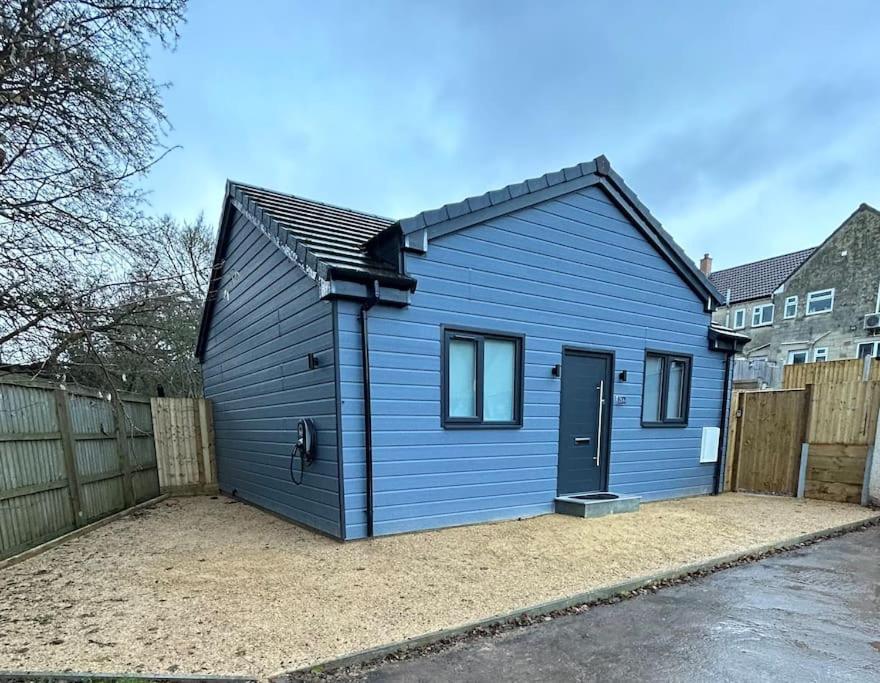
left=752, top=303, right=774, bottom=327
left=787, top=349, right=809, bottom=365
left=806, top=288, right=835, bottom=316
left=732, top=308, right=746, bottom=330
left=813, top=347, right=828, bottom=362
left=857, top=340, right=880, bottom=359
left=875, top=281, right=880, bottom=314
left=783, top=296, right=798, bottom=319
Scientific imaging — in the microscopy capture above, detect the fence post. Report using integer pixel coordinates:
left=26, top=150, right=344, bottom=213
left=797, top=384, right=814, bottom=498
left=113, top=395, right=134, bottom=508
left=53, top=389, right=83, bottom=527
left=730, top=392, right=745, bottom=491
left=192, top=399, right=206, bottom=488
left=867, top=405, right=880, bottom=506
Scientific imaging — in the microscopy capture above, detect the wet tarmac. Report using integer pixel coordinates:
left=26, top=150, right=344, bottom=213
left=328, top=526, right=880, bottom=682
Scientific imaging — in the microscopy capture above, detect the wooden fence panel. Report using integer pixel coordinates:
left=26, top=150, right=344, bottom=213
left=150, top=398, right=216, bottom=494
left=124, top=400, right=161, bottom=504
left=805, top=443, right=869, bottom=504
left=784, top=358, right=880, bottom=389
left=733, top=389, right=808, bottom=496
left=68, top=392, right=126, bottom=523
left=806, top=381, right=880, bottom=446
left=0, top=383, right=72, bottom=557
left=0, top=377, right=163, bottom=559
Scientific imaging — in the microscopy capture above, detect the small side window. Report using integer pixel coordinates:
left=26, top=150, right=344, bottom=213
left=813, top=348, right=828, bottom=363
left=642, top=351, right=692, bottom=427
left=784, top=296, right=798, bottom=319
left=732, top=309, right=746, bottom=329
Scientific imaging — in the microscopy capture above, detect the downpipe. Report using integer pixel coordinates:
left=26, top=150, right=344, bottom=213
left=359, top=283, right=379, bottom=536
left=713, top=350, right=734, bottom=494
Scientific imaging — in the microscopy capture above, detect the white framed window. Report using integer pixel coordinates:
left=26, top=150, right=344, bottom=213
left=857, top=341, right=880, bottom=359
left=732, top=309, right=746, bottom=329
left=787, top=349, right=809, bottom=365
left=783, top=296, right=798, bottom=319
left=806, top=288, right=834, bottom=315
left=813, top=347, right=828, bottom=362
left=752, top=303, right=774, bottom=327
left=875, top=281, right=880, bottom=314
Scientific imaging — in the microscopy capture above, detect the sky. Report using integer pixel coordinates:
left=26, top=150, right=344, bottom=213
left=144, top=1, right=880, bottom=271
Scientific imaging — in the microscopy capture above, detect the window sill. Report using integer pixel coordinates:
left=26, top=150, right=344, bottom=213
left=751, top=322, right=773, bottom=328
left=640, top=420, right=689, bottom=429
left=443, top=421, right=523, bottom=430
left=805, top=310, right=832, bottom=316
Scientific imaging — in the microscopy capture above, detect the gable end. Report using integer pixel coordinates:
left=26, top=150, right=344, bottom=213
left=373, top=156, right=721, bottom=309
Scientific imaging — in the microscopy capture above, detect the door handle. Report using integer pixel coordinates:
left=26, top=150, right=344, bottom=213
left=595, top=380, right=605, bottom=466
left=574, top=436, right=591, bottom=445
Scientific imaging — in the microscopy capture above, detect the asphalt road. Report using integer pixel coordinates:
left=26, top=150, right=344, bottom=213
left=324, top=526, right=880, bottom=682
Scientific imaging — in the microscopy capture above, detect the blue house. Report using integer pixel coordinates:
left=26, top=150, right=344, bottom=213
left=195, top=156, right=746, bottom=540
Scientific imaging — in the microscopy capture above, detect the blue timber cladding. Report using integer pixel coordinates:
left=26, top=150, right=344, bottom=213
left=200, top=206, right=342, bottom=538
left=339, top=184, right=725, bottom=538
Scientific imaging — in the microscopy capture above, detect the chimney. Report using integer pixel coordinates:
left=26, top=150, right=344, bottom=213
left=699, top=253, right=712, bottom=276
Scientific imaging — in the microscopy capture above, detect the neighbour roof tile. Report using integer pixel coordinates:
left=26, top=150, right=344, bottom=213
left=709, top=247, right=816, bottom=304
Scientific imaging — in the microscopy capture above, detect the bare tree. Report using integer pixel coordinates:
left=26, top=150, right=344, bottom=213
left=0, top=0, right=187, bottom=374
left=57, top=214, right=214, bottom=396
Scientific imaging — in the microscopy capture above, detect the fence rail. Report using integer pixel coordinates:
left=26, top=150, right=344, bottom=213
left=0, top=377, right=161, bottom=559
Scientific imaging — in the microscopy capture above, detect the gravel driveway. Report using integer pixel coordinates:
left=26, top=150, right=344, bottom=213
left=0, top=494, right=875, bottom=679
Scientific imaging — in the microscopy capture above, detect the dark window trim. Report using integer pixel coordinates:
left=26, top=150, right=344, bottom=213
left=640, top=349, right=693, bottom=428
left=441, top=325, right=525, bottom=429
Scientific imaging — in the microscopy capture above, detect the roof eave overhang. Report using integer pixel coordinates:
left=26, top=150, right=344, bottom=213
left=709, top=325, right=750, bottom=354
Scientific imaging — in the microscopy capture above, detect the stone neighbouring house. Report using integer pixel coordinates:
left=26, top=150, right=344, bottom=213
left=703, top=203, right=880, bottom=387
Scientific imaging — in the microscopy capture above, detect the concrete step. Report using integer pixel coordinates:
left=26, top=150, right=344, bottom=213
left=554, top=492, right=641, bottom=518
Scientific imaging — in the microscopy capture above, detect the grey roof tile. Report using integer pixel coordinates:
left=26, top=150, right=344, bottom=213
left=709, top=247, right=816, bottom=304
left=229, top=182, right=411, bottom=286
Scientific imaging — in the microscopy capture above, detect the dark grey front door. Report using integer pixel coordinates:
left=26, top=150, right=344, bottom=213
left=557, top=349, right=612, bottom=495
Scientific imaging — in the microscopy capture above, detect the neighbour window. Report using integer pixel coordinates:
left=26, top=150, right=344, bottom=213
left=787, top=350, right=808, bottom=365
left=784, top=296, right=798, bottom=319
left=806, top=288, right=834, bottom=315
left=813, top=348, right=828, bottom=362
left=732, top=309, right=746, bottom=329
left=876, top=281, right=880, bottom=314
left=442, top=327, right=523, bottom=428
left=642, top=351, right=692, bottom=427
left=857, top=341, right=880, bottom=359
left=752, top=303, right=774, bottom=327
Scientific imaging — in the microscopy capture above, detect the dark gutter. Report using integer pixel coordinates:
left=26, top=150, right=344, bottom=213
left=325, top=264, right=417, bottom=291
left=359, top=281, right=379, bottom=537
